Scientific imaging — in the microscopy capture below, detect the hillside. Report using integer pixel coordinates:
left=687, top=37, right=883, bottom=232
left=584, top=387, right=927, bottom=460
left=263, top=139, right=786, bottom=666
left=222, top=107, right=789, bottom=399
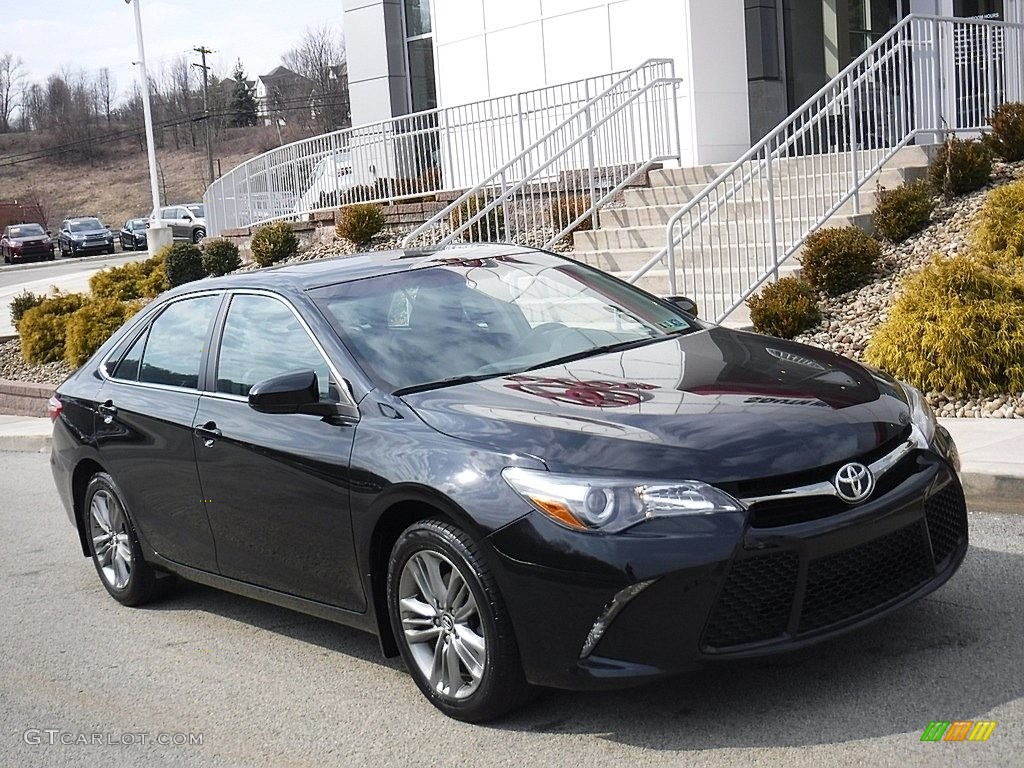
left=0, top=128, right=278, bottom=229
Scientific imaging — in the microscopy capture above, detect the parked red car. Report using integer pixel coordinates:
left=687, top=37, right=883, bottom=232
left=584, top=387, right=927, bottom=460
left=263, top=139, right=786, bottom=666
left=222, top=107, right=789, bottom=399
left=1, top=223, right=55, bottom=263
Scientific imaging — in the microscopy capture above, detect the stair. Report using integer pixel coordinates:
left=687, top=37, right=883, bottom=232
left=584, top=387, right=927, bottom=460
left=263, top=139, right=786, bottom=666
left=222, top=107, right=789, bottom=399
left=572, top=145, right=933, bottom=328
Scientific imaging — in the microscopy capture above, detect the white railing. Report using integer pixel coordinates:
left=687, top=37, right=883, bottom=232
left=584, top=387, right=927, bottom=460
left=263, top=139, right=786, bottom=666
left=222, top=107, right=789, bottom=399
left=401, top=60, right=681, bottom=249
left=204, top=61, right=675, bottom=236
left=627, top=15, right=1024, bottom=322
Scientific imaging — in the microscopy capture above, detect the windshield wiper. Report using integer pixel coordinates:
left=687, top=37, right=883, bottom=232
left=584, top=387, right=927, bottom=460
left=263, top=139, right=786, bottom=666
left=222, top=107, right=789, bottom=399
left=524, top=330, right=696, bottom=372
left=392, top=372, right=516, bottom=397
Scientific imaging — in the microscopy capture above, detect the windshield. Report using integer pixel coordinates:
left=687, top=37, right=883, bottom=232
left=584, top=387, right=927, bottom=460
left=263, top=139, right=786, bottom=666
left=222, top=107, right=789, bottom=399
left=185, top=204, right=205, bottom=218
left=9, top=224, right=45, bottom=237
left=69, top=219, right=102, bottom=232
left=310, top=253, right=699, bottom=393
left=129, top=219, right=146, bottom=230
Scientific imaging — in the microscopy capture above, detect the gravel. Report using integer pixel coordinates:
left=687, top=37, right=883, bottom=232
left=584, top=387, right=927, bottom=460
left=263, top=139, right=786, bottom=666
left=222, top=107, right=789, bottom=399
left=0, top=338, right=72, bottom=386
left=793, top=160, right=1024, bottom=419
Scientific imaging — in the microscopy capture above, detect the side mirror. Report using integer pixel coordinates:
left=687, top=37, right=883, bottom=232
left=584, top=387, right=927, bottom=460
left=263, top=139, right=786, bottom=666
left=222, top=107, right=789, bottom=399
left=666, top=295, right=699, bottom=317
left=248, top=369, right=360, bottom=423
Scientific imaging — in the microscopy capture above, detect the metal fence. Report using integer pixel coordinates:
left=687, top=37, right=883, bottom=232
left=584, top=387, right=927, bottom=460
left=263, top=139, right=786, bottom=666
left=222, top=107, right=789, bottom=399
left=627, top=14, right=1024, bottom=322
left=204, top=61, right=676, bottom=236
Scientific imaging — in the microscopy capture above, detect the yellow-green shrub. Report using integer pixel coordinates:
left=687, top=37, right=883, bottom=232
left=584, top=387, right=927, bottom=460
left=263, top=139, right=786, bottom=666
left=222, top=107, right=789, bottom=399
left=9, top=290, right=44, bottom=330
left=872, top=181, right=935, bottom=243
left=929, top=137, right=992, bottom=196
left=988, top=102, right=1024, bottom=162
left=865, top=253, right=1024, bottom=394
left=973, top=178, right=1024, bottom=260
left=336, top=203, right=387, bottom=246
left=90, top=254, right=167, bottom=300
left=251, top=221, right=298, bottom=267
left=64, top=298, right=143, bottom=367
left=18, top=293, right=89, bottom=364
left=800, top=226, right=881, bottom=296
left=746, top=277, right=821, bottom=339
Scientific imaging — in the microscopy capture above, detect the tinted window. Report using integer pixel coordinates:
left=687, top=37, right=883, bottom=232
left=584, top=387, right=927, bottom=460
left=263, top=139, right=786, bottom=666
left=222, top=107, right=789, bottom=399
left=216, top=295, right=335, bottom=399
left=111, top=328, right=148, bottom=381
left=138, top=296, right=220, bottom=388
left=68, top=218, right=102, bottom=232
left=9, top=224, right=45, bottom=237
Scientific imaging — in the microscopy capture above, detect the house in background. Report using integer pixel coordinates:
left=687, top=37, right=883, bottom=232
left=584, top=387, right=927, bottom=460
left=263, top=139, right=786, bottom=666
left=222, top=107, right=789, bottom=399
left=255, top=66, right=316, bottom=126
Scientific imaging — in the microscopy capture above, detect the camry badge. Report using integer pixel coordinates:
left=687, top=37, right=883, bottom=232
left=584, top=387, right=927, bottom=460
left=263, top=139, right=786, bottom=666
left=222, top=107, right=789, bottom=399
left=834, top=462, right=874, bottom=503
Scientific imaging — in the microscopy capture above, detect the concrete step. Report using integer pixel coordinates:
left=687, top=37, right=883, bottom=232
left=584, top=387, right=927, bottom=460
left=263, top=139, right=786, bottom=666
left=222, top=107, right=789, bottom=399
left=623, top=185, right=886, bottom=210
left=599, top=205, right=872, bottom=231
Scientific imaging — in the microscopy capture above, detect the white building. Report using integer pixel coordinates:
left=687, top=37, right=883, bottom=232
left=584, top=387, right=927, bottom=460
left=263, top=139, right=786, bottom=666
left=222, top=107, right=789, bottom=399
left=343, top=0, right=1021, bottom=165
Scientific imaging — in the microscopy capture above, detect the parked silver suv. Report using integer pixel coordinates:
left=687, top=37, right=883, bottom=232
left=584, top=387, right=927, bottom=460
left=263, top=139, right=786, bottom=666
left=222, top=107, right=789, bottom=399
left=152, top=204, right=206, bottom=243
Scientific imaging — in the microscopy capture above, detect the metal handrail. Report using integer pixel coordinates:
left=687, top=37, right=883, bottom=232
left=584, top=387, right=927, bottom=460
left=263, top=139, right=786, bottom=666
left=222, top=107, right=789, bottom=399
left=626, top=14, right=1024, bottom=323
left=401, top=59, right=679, bottom=247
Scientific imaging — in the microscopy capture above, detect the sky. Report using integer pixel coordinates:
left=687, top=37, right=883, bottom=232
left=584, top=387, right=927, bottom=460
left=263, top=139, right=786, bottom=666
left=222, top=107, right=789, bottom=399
left=0, top=0, right=345, bottom=97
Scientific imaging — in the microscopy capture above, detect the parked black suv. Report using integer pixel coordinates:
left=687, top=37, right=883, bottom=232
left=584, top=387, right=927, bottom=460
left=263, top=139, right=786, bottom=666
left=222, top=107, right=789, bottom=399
left=57, top=217, right=115, bottom=256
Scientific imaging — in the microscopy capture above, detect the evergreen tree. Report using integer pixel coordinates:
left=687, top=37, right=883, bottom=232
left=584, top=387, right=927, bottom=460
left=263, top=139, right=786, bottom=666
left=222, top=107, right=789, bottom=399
left=230, top=60, right=258, bottom=128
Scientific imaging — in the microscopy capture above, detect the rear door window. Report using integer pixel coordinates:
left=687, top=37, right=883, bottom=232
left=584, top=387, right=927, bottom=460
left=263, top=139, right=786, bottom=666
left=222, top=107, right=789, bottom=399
left=137, top=296, right=220, bottom=389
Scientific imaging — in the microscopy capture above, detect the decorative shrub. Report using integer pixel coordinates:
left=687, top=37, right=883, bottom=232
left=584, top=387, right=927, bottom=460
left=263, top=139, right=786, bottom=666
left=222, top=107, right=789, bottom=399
left=336, top=203, right=387, bottom=247
left=251, top=221, right=298, bottom=267
left=973, top=178, right=1024, bottom=260
left=90, top=254, right=165, bottom=301
left=928, top=137, right=992, bottom=196
left=988, top=102, right=1024, bottom=162
left=163, top=243, right=205, bottom=287
left=18, top=292, right=89, bottom=364
left=866, top=253, right=1024, bottom=394
left=872, top=181, right=935, bottom=243
left=746, top=277, right=821, bottom=339
left=64, top=298, right=143, bottom=368
left=9, top=290, right=44, bottom=330
left=800, top=226, right=881, bottom=296
left=549, top=195, right=593, bottom=235
left=201, top=238, right=242, bottom=276
left=447, top=196, right=506, bottom=242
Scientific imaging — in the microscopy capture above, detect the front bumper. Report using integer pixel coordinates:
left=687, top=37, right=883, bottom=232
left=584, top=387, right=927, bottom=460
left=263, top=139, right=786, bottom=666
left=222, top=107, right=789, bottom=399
left=487, top=450, right=967, bottom=690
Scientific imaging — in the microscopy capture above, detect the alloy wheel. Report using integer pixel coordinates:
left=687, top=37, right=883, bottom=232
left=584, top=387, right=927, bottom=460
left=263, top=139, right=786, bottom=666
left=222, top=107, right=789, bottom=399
left=88, top=489, right=133, bottom=590
left=398, top=550, right=486, bottom=700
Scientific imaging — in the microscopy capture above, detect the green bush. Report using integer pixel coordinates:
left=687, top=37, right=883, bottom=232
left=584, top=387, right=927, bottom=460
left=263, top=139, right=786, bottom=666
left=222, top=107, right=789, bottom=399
left=9, top=290, right=44, bottom=330
left=988, top=102, right=1024, bottom=162
left=64, top=298, right=143, bottom=368
left=872, top=181, right=935, bottom=243
left=929, top=137, right=992, bottom=196
left=746, top=277, right=821, bottom=339
left=18, top=293, right=88, bottom=364
left=336, top=203, right=387, bottom=247
left=162, top=242, right=205, bottom=287
left=866, top=252, right=1024, bottom=394
left=800, top=226, right=881, bottom=296
left=549, top=195, right=593, bottom=235
left=251, top=221, right=298, bottom=267
left=447, top=196, right=506, bottom=242
left=201, top=238, right=241, bottom=276
left=973, top=178, right=1024, bottom=260
left=90, top=254, right=167, bottom=301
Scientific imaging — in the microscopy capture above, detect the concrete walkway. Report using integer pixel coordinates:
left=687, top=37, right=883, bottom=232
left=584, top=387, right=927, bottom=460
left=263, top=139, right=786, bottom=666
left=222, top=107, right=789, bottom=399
left=1, top=414, right=1021, bottom=511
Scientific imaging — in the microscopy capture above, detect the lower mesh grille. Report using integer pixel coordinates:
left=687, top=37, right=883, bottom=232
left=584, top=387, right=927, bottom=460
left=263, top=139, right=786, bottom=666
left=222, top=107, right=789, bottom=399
left=702, top=550, right=798, bottom=648
left=925, top=483, right=968, bottom=564
left=798, top=521, right=933, bottom=633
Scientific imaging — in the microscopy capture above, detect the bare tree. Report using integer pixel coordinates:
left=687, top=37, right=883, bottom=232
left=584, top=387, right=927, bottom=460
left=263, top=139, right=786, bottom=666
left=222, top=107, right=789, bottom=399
left=0, top=53, right=27, bottom=133
left=96, top=68, right=116, bottom=127
left=283, top=24, right=349, bottom=132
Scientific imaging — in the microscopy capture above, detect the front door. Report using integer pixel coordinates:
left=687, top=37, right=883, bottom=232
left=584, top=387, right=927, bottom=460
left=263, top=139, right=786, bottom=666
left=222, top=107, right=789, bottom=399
left=193, top=292, right=364, bottom=611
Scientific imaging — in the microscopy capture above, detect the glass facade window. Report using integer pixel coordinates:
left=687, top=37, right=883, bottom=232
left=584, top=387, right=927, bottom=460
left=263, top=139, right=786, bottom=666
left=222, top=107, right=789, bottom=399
left=404, top=0, right=437, bottom=113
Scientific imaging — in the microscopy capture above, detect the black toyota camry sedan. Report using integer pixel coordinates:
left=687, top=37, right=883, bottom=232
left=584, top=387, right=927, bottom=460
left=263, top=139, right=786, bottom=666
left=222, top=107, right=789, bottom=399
left=49, top=244, right=967, bottom=722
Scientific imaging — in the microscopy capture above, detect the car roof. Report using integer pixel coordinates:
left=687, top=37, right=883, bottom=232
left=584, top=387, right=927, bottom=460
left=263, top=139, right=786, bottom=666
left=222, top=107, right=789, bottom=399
left=163, top=243, right=552, bottom=296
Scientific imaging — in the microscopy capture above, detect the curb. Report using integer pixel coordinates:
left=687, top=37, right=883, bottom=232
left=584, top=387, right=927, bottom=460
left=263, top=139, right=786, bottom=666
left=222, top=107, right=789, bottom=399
left=0, top=250, right=148, bottom=275
left=0, top=436, right=1019, bottom=512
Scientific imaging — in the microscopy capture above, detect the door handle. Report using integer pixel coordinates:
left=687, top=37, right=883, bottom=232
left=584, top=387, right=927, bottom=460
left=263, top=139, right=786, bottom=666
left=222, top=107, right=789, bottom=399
left=194, top=421, right=222, bottom=447
left=98, top=401, right=117, bottom=424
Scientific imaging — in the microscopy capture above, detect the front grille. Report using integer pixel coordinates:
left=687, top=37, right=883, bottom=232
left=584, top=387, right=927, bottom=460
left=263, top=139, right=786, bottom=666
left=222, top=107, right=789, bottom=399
left=701, top=480, right=967, bottom=652
left=925, top=483, right=968, bottom=564
left=702, top=550, right=798, bottom=648
left=798, top=520, right=933, bottom=632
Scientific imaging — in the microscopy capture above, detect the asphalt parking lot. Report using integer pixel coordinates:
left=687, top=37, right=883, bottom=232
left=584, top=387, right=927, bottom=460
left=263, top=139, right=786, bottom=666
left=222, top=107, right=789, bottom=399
left=1, top=450, right=1020, bottom=767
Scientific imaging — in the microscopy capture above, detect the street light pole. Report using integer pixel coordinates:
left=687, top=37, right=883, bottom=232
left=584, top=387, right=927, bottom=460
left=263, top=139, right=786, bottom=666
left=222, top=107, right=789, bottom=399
left=127, top=0, right=170, bottom=252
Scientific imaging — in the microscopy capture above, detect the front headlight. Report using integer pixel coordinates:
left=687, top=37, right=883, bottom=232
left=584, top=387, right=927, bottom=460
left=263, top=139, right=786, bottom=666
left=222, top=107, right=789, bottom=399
left=901, top=382, right=936, bottom=445
left=502, top=467, right=743, bottom=533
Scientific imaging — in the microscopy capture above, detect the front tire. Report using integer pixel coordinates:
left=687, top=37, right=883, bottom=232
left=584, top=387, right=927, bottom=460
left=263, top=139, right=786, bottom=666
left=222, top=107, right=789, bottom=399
left=192, top=228, right=206, bottom=244
left=387, top=519, right=531, bottom=722
left=83, top=473, right=170, bottom=606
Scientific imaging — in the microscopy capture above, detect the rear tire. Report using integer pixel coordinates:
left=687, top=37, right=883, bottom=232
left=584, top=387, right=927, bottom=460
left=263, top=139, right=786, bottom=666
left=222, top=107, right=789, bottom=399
left=83, top=473, right=173, bottom=606
left=387, top=518, right=532, bottom=722
left=192, top=228, right=206, bottom=244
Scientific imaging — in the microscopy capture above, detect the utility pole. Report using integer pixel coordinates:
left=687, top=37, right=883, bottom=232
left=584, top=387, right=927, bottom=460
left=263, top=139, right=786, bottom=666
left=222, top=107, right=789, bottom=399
left=192, top=45, right=215, bottom=186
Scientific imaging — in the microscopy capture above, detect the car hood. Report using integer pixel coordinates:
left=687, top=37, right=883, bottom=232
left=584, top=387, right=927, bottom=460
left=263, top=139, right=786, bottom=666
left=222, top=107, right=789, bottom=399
left=400, top=326, right=911, bottom=484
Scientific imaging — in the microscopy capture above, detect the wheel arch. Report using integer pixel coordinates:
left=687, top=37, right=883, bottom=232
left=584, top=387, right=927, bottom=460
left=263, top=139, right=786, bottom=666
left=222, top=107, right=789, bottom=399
left=71, top=458, right=107, bottom=557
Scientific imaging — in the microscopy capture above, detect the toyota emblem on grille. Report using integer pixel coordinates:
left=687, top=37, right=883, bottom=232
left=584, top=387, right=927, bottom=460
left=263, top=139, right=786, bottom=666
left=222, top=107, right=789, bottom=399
left=834, top=462, right=874, bottom=503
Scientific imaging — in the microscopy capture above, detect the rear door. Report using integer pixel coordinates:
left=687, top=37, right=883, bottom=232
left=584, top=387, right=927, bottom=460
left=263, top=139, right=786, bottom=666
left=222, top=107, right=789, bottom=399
left=192, top=291, right=364, bottom=610
left=94, top=293, right=223, bottom=571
